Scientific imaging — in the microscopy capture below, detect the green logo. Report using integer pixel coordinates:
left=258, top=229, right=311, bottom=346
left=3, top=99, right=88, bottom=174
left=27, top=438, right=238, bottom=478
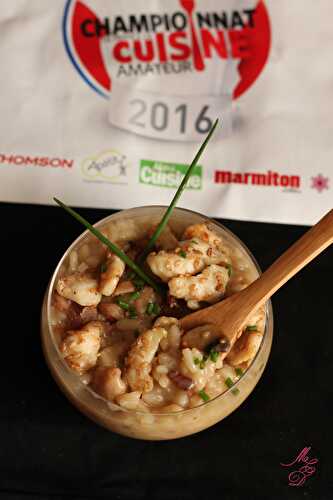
left=139, top=159, right=202, bottom=189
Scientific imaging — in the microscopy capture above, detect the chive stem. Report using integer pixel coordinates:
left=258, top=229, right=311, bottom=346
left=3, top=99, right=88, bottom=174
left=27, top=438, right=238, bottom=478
left=198, top=389, right=210, bottom=402
left=53, top=198, right=163, bottom=295
left=225, top=377, right=234, bottom=389
left=139, top=118, right=219, bottom=261
left=246, top=325, right=258, bottom=332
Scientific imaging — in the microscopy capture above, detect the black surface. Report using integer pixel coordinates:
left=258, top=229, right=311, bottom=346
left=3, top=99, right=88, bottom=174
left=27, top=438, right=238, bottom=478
left=0, top=202, right=332, bottom=500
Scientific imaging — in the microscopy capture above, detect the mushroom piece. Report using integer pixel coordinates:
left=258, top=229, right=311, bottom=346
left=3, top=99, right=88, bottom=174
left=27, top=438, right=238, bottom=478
left=147, top=224, right=179, bottom=250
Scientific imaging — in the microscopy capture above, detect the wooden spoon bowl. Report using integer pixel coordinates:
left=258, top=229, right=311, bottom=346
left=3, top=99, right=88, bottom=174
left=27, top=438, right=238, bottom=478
left=180, top=209, right=333, bottom=355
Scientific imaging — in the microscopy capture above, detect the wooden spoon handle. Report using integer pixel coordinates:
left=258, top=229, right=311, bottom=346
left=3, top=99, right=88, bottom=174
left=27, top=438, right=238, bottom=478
left=240, top=209, right=333, bottom=315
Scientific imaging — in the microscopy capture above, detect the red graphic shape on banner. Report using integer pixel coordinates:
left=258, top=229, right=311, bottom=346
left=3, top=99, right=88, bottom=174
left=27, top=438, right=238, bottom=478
left=72, top=1, right=111, bottom=91
left=311, top=174, right=329, bottom=193
left=234, top=1, right=271, bottom=99
left=180, top=0, right=205, bottom=71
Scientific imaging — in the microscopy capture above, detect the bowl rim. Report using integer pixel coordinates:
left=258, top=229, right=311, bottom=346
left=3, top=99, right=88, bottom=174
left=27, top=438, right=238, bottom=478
left=45, top=205, right=273, bottom=416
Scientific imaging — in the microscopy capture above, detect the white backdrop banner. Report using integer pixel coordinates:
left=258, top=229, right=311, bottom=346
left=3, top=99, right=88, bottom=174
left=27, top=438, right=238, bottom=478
left=0, top=0, right=332, bottom=225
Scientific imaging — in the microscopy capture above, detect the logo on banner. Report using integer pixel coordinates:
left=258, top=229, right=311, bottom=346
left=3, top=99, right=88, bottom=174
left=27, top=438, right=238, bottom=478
left=214, top=170, right=301, bottom=190
left=310, top=174, right=329, bottom=193
left=63, top=0, right=271, bottom=100
left=81, top=150, right=128, bottom=184
left=0, top=153, right=73, bottom=169
left=139, top=159, right=202, bottom=189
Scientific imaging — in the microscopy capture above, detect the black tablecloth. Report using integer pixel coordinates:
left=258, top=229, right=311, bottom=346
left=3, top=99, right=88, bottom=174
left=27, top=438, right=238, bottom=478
left=1, top=202, right=332, bottom=500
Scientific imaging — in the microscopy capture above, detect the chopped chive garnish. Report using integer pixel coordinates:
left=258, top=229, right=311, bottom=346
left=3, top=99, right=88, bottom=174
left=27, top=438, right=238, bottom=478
left=204, top=340, right=219, bottom=354
left=146, top=302, right=154, bottom=315
left=246, top=325, right=258, bottom=332
left=53, top=198, right=163, bottom=295
left=132, top=275, right=145, bottom=290
left=100, top=262, right=107, bottom=273
left=226, top=263, right=233, bottom=277
left=146, top=302, right=160, bottom=316
left=235, top=367, right=243, bottom=377
left=209, top=350, right=219, bottom=362
left=152, top=302, right=160, bottom=315
left=179, top=250, right=187, bottom=258
left=198, top=389, right=210, bottom=402
left=194, top=358, right=200, bottom=365
left=225, top=377, right=234, bottom=389
left=225, top=377, right=239, bottom=394
left=128, top=305, right=137, bottom=318
left=116, top=298, right=130, bottom=311
left=199, top=353, right=208, bottom=369
left=139, top=119, right=219, bottom=262
left=191, top=240, right=197, bottom=244
left=128, top=291, right=140, bottom=302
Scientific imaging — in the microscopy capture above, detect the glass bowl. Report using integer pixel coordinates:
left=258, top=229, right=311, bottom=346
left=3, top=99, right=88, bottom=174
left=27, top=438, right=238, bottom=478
left=41, top=206, right=273, bottom=440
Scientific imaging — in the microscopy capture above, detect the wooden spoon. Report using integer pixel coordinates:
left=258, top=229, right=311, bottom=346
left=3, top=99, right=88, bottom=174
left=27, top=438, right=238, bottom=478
left=179, top=209, right=333, bottom=352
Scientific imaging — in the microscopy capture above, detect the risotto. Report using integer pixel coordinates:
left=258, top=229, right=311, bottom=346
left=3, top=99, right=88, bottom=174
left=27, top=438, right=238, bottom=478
left=49, top=211, right=267, bottom=417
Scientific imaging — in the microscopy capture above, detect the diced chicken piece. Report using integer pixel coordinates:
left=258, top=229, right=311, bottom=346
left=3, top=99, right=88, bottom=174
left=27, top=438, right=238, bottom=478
left=99, top=253, right=125, bottom=296
left=147, top=236, right=230, bottom=282
left=169, top=264, right=229, bottom=307
left=125, top=327, right=167, bottom=392
left=57, top=272, right=101, bottom=306
left=183, top=223, right=224, bottom=249
left=91, top=366, right=127, bottom=401
left=60, top=321, right=104, bottom=373
left=183, top=238, right=230, bottom=266
left=226, top=330, right=263, bottom=366
left=147, top=248, right=204, bottom=282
